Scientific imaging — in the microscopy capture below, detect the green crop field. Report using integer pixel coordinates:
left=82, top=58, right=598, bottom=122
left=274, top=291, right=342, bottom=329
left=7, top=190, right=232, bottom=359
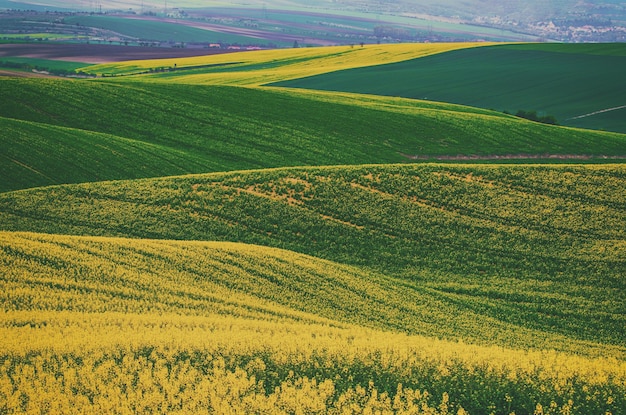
left=0, top=57, right=88, bottom=72
left=0, top=115, right=210, bottom=191
left=63, top=15, right=280, bottom=46
left=274, top=43, right=626, bottom=133
left=1, top=75, right=625, bottom=192
left=0, top=33, right=78, bottom=40
left=1, top=42, right=625, bottom=414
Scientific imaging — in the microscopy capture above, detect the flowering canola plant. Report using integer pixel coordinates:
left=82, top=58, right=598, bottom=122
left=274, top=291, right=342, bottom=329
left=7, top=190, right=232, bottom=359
left=1, top=227, right=625, bottom=414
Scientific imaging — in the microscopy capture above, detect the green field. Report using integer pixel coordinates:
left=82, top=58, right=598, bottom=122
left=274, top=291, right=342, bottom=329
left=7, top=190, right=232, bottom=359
left=1, top=42, right=625, bottom=414
left=63, top=15, right=283, bottom=46
left=0, top=57, right=88, bottom=72
left=0, top=115, right=210, bottom=191
left=0, top=33, right=79, bottom=40
left=274, top=43, right=626, bottom=133
left=1, top=74, right=625, bottom=192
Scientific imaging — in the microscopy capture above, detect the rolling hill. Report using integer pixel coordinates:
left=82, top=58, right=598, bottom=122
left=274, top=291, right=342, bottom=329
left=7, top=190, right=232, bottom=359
left=2, top=230, right=625, bottom=414
left=1, top=75, right=625, bottom=192
left=1, top=164, right=624, bottom=354
left=0, top=115, right=207, bottom=192
left=273, top=43, right=626, bottom=133
left=1, top=42, right=625, bottom=414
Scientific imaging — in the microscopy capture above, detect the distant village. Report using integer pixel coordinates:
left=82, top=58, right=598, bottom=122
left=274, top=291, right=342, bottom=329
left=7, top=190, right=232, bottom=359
left=2, top=7, right=625, bottom=45
left=473, top=15, right=626, bottom=42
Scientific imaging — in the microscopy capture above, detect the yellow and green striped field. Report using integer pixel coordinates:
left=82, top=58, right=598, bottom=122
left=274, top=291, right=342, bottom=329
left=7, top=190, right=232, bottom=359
left=81, top=42, right=489, bottom=84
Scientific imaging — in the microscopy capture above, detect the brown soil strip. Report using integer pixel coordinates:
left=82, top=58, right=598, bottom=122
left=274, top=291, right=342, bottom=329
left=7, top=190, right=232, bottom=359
left=0, top=43, right=239, bottom=64
left=0, top=69, right=56, bottom=78
left=402, top=153, right=626, bottom=161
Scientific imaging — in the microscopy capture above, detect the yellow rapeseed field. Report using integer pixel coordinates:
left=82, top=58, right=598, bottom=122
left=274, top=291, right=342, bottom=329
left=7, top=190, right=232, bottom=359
left=81, top=42, right=492, bottom=85
left=1, top=231, right=624, bottom=414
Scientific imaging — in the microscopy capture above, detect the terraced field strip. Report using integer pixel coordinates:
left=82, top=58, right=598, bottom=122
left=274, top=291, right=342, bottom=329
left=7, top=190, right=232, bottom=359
left=80, top=42, right=491, bottom=85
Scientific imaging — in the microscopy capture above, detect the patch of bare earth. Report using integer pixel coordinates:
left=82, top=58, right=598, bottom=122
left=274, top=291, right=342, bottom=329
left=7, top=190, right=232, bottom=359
left=0, top=69, right=56, bottom=78
left=0, top=43, right=239, bottom=64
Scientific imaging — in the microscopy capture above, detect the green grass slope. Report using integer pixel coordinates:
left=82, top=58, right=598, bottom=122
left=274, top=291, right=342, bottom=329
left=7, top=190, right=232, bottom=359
left=273, top=43, right=626, bottom=133
left=0, top=57, right=88, bottom=72
left=0, top=116, right=211, bottom=193
left=63, top=15, right=271, bottom=45
left=1, top=164, right=624, bottom=356
left=2, top=77, right=625, bottom=192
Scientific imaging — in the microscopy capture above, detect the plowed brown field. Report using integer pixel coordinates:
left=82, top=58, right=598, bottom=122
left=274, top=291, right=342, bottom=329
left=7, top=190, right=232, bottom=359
left=0, top=43, right=238, bottom=63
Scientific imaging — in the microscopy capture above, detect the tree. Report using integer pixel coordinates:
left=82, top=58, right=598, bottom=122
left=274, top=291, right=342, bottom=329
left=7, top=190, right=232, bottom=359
left=515, top=110, right=558, bottom=125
